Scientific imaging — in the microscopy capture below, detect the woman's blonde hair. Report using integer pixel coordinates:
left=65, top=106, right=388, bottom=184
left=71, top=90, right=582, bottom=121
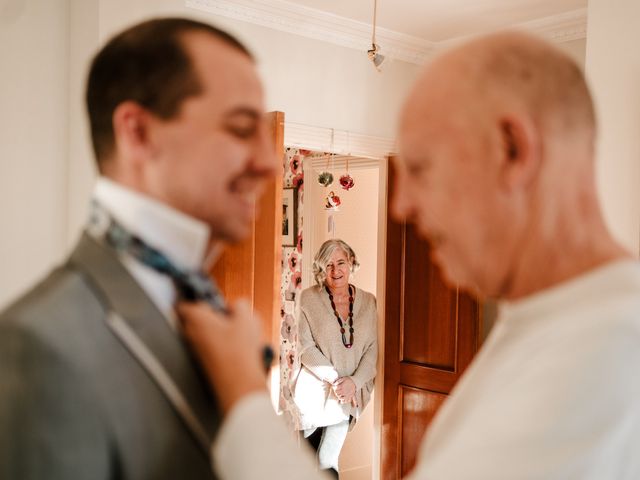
left=312, top=239, right=360, bottom=288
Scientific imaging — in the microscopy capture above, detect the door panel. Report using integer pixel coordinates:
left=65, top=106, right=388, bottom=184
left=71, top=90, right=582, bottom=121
left=402, top=231, right=458, bottom=369
left=400, top=387, right=447, bottom=477
left=382, top=159, right=481, bottom=478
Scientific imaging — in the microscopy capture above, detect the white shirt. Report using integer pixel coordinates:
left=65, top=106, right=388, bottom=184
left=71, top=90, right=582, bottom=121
left=93, top=178, right=210, bottom=329
left=213, top=260, right=640, bottom=479
left=413, top=259, right=640, bottom=479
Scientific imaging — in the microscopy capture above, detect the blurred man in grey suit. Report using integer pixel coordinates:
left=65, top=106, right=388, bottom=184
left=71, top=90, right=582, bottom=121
left=0, top=17, right=276, bottom=479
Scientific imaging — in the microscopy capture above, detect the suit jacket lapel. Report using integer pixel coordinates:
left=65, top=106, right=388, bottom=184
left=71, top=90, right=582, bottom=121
left=68, top=233, right=219, bottom=455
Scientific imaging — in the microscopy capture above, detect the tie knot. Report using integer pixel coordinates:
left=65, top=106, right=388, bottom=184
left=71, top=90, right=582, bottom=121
left=88, top=201, right=227, bottom=311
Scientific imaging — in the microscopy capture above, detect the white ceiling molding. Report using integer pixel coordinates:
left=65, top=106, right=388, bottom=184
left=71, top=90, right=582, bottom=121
left=186, top=0, right=586, bottom=65
left=186, top=0, right=435, bottom=64
left=440, top=7, right=588, bottom=48
left=284, top=122, right=396, bottom=160
left=515, top=7, right=587, bottom=43
left=307, top=155, right=381, bottom=172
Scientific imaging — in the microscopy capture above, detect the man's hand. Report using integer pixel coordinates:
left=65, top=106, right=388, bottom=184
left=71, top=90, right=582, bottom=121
left=332, top=377, right=356, bottom=405
left=177, top=300, right=267, bottom=415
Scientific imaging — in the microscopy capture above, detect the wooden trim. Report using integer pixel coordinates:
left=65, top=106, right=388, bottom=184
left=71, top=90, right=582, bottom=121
left=382, top=159, right=404, bottom=480
left=259, top=111, right=284, bottom=355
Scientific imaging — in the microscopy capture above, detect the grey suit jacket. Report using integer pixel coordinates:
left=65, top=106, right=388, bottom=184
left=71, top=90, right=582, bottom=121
left=0, top=234, right=219, bottom=479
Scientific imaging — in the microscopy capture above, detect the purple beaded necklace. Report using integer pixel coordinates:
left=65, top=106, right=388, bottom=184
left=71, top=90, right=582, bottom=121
left=325, top=284, right=355, bottom=348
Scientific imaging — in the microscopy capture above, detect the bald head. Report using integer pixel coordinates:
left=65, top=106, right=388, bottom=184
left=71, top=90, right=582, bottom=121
left=393, top=32, right=620, bottom=300
left=406, top=32, right=595, bottom=148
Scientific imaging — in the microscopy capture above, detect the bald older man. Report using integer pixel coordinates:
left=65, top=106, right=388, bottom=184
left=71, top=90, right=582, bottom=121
left=179, top=32, right=640, bottom=479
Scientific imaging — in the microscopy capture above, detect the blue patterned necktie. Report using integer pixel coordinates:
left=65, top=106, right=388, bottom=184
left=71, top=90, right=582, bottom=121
left=88, top=200, right=273, bottom=369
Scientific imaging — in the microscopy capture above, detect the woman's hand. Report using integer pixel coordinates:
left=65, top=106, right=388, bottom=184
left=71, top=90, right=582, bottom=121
left=332, top=377, right=356, bottom=404
left=177, top=300, right=267, bottom=415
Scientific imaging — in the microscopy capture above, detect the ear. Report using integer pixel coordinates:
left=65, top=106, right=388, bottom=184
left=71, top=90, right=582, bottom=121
left=111, top=101, right=156, bottom=169
left=498, top=114, right=541, bottom=191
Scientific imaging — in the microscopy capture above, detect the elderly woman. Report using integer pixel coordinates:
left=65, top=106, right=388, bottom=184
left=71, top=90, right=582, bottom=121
left=293, top=239, right=378, bottom=478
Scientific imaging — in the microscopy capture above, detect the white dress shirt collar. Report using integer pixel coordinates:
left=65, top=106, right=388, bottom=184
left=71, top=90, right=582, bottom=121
left=92, top=177, right=212, bottom=329
left=93, top=177, right=211, bottom=270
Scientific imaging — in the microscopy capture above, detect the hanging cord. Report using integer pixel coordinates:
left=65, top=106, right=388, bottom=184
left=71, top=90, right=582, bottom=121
left=330, top=128, right=335, bottom=171
left=371, top=0, right=378, bottom=47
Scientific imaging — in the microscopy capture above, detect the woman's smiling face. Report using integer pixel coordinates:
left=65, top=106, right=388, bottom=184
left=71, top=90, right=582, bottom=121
left=324, top=248, right=351, bottom=292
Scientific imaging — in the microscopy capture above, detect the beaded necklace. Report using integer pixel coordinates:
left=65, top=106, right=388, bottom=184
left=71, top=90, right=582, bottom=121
left=325, top=284, right=355, bottom=348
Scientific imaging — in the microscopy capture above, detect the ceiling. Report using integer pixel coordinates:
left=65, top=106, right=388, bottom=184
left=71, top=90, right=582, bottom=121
left=187, top=0, right=588, bottom=65
left=286, top=0, right=587, bottom=42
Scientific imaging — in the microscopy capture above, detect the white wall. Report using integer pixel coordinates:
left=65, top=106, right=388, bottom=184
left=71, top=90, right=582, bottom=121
left=0, top=0, right=71, bottom=309
left=585, top=0, right=640, bottom=255
left=66, top=0, right=99, bottom=246
left=558, top=37, right=586, bottom=69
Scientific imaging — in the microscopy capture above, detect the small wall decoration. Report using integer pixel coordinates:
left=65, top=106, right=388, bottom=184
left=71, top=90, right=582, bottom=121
left=324, top=191, right=341, bottom=211
left=339, top=155, right=355, bottom=190
left=282, top=187, right=298, bottom=246
left=318, top=171, right=334, bottom=186
left=339, top=174, right=355, bottom=190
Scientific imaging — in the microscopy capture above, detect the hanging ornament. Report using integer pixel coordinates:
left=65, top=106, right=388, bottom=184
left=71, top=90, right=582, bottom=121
left=318, top=146, right=334, bottom=187
left=325, top=191, right=341, bottom=211
left=339, top=174, right=354, bottom=190
left=339, top=154, right=355, bottom=190
left=318, top=171, right=334, bottom=186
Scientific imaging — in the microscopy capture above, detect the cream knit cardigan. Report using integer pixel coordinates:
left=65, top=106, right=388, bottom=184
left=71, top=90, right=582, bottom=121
left=292, top=284, right=378, bottom=431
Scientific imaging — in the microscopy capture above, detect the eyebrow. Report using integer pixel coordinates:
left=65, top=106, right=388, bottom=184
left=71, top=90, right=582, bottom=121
left=404, top=153, right=431, bottom=169
left=224, top=107, right=261, bottom=121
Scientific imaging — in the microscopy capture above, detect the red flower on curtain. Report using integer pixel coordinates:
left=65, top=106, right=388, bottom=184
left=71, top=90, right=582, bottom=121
left=280, top=314, right=296, bottom=343
left=296, top=232, right=303, bottom=253
left=292, top=173, right=304, bottom=190
left=288, top=252, right=299, bottom=271
left=290, top=271, right=302, bottom=290
left=290, top=154, right=301, bottom=174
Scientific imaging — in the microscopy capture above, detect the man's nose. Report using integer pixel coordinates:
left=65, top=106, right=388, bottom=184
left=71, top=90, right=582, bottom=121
left=251, top=120, right=280, bottom=177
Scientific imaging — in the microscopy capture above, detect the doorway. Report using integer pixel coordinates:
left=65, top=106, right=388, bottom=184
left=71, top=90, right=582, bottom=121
left=304, top=153, right=381, bottom=480
left=278, top=147, right=385, bottom=480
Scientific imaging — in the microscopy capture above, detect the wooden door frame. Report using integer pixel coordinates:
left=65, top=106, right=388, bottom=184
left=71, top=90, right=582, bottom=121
left=373, top=157, right=390, bottom=480
left=263, top=111, right=285, bottom=352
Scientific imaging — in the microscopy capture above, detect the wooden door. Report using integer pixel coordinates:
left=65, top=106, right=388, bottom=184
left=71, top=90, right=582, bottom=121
left=381, top=160, right=481, bottom=478
left=210, top=111, right=284, bottom=350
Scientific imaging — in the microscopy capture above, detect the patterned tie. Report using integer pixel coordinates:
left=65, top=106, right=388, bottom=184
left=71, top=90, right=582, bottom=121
left=88, top=200, right=274, bottom=370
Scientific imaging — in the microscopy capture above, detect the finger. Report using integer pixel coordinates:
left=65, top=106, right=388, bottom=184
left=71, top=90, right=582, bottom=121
left=230, top=299, right=258, bottom=330
left=176, top=301, right=228, bottom=327
left=176, top=302, right=221, bottom=337
left=231, top=299, right=252, bottom=319
left=231, top=299, right=265, bottom=342
left=176, top=301, right=211, bottom=318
